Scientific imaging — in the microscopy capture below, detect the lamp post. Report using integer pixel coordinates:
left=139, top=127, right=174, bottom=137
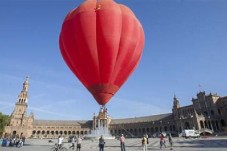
left=179, top=116, right=183, bottom=132
left=160, top=120, right=162, bottom=133
left=190, top=115, right=195, bottom=130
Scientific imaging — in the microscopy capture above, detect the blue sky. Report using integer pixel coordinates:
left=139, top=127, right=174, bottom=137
left=0, top=0, right=227, bottom=120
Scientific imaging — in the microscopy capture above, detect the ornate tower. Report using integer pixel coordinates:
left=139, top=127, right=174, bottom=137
left=89, top=106, right=113, bottom=139
left=172, top=95, right=180, bottom=119
left=10, top=77, right=29, bottom=126
left=4, top=77, right=34, bottom=138
left=173, top=95, right=180, bottom=110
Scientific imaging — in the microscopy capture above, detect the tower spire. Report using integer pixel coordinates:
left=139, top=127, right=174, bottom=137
left=173, top=94, right=180, bottom=109
left=18, top=77, right=29, bottom=104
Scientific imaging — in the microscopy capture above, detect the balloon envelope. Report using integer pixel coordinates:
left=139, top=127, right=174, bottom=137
left=59, top=0, right=145, bottom=105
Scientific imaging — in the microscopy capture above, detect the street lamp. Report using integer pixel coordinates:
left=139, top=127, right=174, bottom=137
left=160, top=120, right=162, bottom=132
left=190, top=115, right=195, bottom=130
left=179, top=116, right=184, bottom=132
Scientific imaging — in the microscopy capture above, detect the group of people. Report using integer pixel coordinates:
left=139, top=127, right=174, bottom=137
left=0, top=136, right=25, bottom=148
left=68, top=135, right=82, bottom=151
left=99, top=133, right=173, bottom=151
left=0, top=133, right=173, bottom=150
left=56, top=135, right=82, bottom=151
left=159, top=133, right=173, bottom=150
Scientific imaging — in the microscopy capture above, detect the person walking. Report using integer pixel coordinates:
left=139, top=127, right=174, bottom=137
left=76, top=136, right=82, bottom=151
left=168, top=133, right=173, bottom=150
left=69, top=136, right=75, bottom=150
left=141, top=135, right=148, bottom=151
left=99, top=135, right=105, bottom=151
left=160, top=133, right=166, bottom=149
left=120, top=134, right=126, bottom=151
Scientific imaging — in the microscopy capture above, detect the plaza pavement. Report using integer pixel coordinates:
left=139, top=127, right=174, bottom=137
left=0, top=136, right=227, bottom=151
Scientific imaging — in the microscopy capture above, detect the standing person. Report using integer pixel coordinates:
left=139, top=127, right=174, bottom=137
left=69, top=136, right=75, bottom=150
left=76, top=135, right=82, bottom=151
left=145, top=134, right=149, bottom=144
left=57, top=135, right=64, bottom=150
left=99, top=135, right=105, bottom=151
left=141, top=135, right=148, bottom=151
left=160, top=133, right=166, bottom=149
left=168, top=133, right=173, bottom=150
left=120, top=134, right=126, bottom=151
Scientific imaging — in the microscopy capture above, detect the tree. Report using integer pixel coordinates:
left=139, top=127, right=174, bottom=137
left=0, top=112, right=10, bottom=137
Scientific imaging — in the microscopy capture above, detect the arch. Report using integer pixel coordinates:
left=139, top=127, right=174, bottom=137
left=204, top=121, right=208, bottom=128
left=51, top=131, right=54, bottom=135
left=77, top=131, right=79, bottom=135
left=37, top=131, right=41, bottom=134
left=172, top=125, right=176, bottom=131
left=42, top=130, right=45, bottom=135
left=170, top=126, right=172, bottom=131
left=47, top=131, right=50, bottom=135
left=72, top=131, right=76, bottom=135
left=60, top=131, right=63, bottom=135
left=55, top=131, right=58, bottom=135
left=134, top=129, right=137, bottom=135
left=118, top=130, right=121, bottom=135
left=218, top=109, right=221, bottom=115
left=221, top=119, right=226, bottom=127
left=184, top=122, right=190, bottom=129
left=32, top=130, right=36, bottom=135
left=212, top=121, right=216, bottom=131
left=164, top=126, right=167, bottom=131
left=146, top=128, right=150, bottom=133
left=208, top=121, right=211, bottom=129
left=68, top=131, right=71, bottom=135
left=64, top=131, right=67, bottom=135
left=138, top=128, right=141, bottom=134
left=215, top=121, right=220, bottom=130
left=200, top=120, right=204, bottom=128
left=114, top=130, right=117, bottom=134
left=155, top=127, right=158, bottom=132
left=13, top=131, right=17, bottom=135
left=203, top=111, right=208, bottom=116
left=210, top=110, right=214, bottom=116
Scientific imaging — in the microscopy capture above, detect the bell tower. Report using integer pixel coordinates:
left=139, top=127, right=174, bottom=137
left=172, top=94, right=180, bottom=120
left=10, top=76, right=29, bottom=127
left=4, top=76, right=34, bottom=138
left=173, top=94, right=180, bottom=110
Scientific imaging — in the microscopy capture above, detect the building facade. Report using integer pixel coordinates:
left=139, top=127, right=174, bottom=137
left=4, top=78, right=227, bottom=138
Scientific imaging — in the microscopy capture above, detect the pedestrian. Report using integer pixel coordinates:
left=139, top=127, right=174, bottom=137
left=141, top=135, right=148, bottom=151
left=145, top=134, right=149, bottom=144
left=76, top=135, right=82, bottom=151
left=57, top=135, right=64, bottom=150
left=160, top=133, right=166, bottom=149
left=69, top=136, right=75, bottom=150
left=17, top=138, right=23, bottom=148
left=99, top=135, right=105, bottom=151
left=120, top=134, right=126, bottom=151
left=168, top=133, right=173, bottom=150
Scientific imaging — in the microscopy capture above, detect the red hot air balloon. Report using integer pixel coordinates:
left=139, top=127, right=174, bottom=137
left=59, top=0, right=145, bottom=106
